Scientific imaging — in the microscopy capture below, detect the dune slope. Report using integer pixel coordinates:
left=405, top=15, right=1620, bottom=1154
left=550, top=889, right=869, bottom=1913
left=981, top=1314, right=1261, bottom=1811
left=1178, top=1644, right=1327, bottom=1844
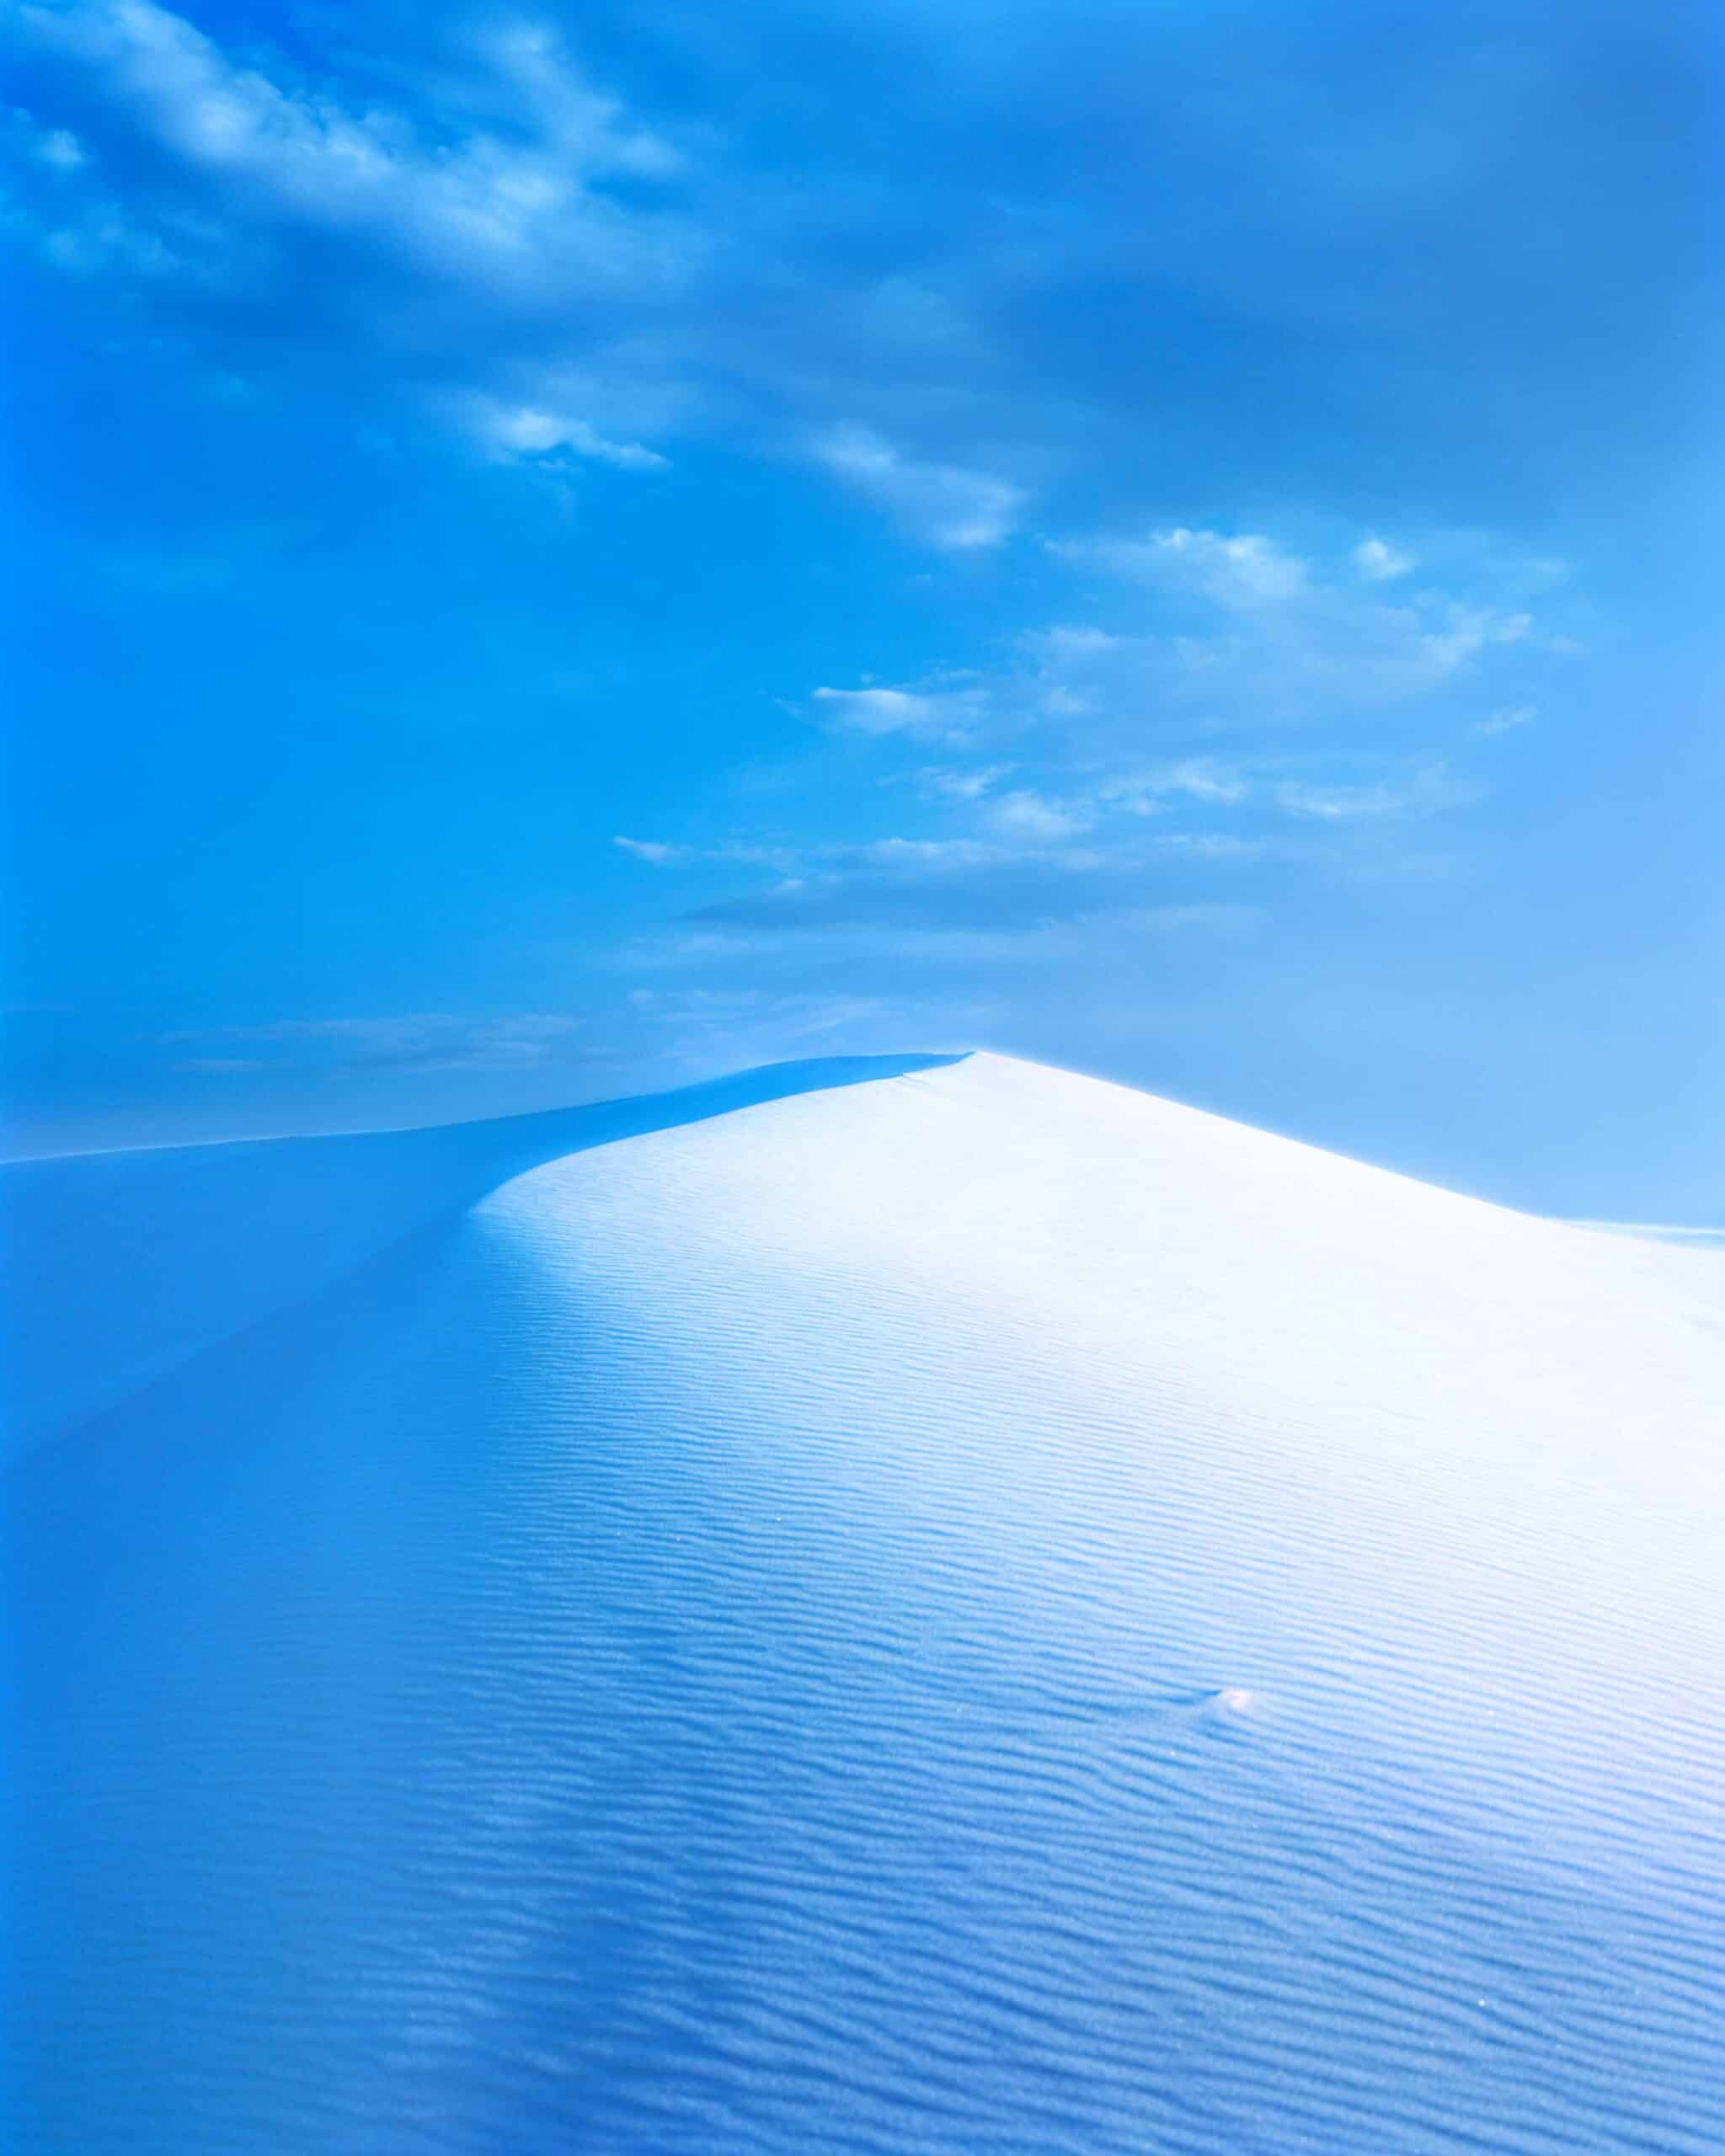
left=8, top=1052, right=1723, bottom=2153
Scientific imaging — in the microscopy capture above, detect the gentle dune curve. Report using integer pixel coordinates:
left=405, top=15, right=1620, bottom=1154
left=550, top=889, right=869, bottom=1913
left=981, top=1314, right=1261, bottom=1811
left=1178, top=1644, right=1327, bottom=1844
left=8, top=1052, right=1724, bottom=2153
left=0, top=1053, right=959, bottom=1447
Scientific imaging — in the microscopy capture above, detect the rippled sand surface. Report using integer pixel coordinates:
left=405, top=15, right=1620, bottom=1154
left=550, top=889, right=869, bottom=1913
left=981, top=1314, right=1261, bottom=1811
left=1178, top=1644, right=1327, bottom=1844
left=9, top=1053, right=1724, bottom=2153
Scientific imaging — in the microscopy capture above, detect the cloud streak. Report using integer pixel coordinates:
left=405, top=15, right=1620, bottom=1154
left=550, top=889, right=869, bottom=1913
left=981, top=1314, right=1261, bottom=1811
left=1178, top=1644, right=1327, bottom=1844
left=809, top=424, right=1023, bottom=549
left=812, top=682, right=990, bottom=739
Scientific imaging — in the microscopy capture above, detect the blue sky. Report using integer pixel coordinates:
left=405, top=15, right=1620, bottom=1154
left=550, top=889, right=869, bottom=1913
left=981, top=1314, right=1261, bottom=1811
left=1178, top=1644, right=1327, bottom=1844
left=3, top=0, right=1721, bottom=1216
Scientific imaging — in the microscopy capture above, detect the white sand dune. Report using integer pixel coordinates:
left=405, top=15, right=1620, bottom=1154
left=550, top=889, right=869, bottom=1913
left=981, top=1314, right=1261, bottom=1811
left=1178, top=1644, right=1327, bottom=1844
left=8, top=1052, right=1723, bottom=2153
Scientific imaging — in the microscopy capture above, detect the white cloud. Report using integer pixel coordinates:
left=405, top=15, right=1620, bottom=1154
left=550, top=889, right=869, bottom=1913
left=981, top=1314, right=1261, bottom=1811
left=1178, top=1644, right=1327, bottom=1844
left=857, top=837, right=994, bottom=867
left=1102, top=759, right=1249, bottom=812
left=1352, top=536, right=1415, bottom=582
left=813, top=683, right=989, bottom=739
left=984, top=790, right=1090, bottom=841
left=915, top=764, right=1014, bottom=800
left=470, top=21, right=686, bottom=182
left=681, top=515, right=1568, bottom=960
left=614, top=836, right=686, bottom=863
left=809, top=424, right=1023, bottom=549
left=1071, top=527, right=1311, bottom=607
left=13, top=3, right=1651, bottom=603
left=1153, top=832, right=1266, bottom=860
left=1473, top=704, right=1537, bottom=737
left=24, top=1, right=682, bottom=281
left=680, top=517, right=1575, bottom=972
left=40, top=200, right=179, bottom=277
left=1034, top=625, right=1123, bottom=659
left=1031, top=530, right=1559, bottom=733
left=463, top=396, right=668, bottom=471
left=22, top=8, right=1073, bottom=555
left=1274, top=766, right=1465, bottom=819
left=1415, top=605, right=1531, bottom=675
left=35, top=124, right=88, bottom=170
left=17, top=0, right=702, bottom=465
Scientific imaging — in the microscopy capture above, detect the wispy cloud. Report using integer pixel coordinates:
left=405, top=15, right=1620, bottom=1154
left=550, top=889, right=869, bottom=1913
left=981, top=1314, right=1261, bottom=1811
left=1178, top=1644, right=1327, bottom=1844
left=914, top=764, right=1015, bottom=801
left=1274, top=766, right=1467, bottom=820
left=1473, top=703, right=1538, bottom=738
left=11, top=4, right=1043, bottom=546
left=812, top=682, right=990, bottom=739
left=20, top=1, right=685, bottom=275
left=807, top=527, right=1573, bottom=785
left=599, top=519, right=1581, bottom=1015
left=808, top=424, right=1023, bottom=549
left=614, top=836, right=687, bottom=864
left=1082, top=527, right=1311, bottom=608
left=8, top=0, right=1696, bottom=569
left=984, top=789, right=1090, bottom=841
left=1352, top=536, right=1416, bottom=582
left=1101, top=759, right=1250, bottom=813
left=460, top=395, right=669, bottom=472
left=33, top=121, right=87, bottom=170
left=1046, top=526, right=1559, bottom=733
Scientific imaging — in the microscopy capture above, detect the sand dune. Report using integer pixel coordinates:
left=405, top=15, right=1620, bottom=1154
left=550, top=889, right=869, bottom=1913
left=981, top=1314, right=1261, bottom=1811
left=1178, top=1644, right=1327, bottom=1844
left=9, top=1052, right=1723, bottom=2153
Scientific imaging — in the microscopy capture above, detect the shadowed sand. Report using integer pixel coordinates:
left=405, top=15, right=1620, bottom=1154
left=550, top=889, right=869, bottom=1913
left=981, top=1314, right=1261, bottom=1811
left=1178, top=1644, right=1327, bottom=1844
left=2, top=1053, right=962, bottom=1446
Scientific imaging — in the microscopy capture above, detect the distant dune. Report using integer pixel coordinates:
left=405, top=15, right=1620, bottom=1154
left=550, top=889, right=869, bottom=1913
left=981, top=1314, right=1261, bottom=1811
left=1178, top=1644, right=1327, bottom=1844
left=8, top=1053, right=1723, bottom=2153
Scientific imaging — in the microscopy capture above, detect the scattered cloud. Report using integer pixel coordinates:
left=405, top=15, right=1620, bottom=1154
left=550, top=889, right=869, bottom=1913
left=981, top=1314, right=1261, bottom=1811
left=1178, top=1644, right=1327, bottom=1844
left=19, top=1, right=686, bottom=277
left=7, top=5, right=707, bottom=507
left=1474, top=704, right=1538, bottom=737
left=460, top=396, right=669, bottom=472
left=591, top=517, right=1579, bottom=1005
left=521, top=480, right=1599, bottom=1091
left=1274, top=766, right=1467, bottom=820
left=1102, top=759, right=1250, bottom=813
left=5, top=1, right=1694, bottom=1165
left=8, top=0, right=1695, bottom=570
left=1152, top=832, right=1267, bottom=861
left=915, top=763, right=1014, bottom=801
left=1076, top=527, right=1311, bottom=608
left=806, top=528, right=1571, bottom=784
left=595, top=516, right=1579, bottom=1003
left=10, top=6, right=1038, bottom=545
left=813, top=682, right=989, bottom=739
left=984, top=789, right=1089, bottom=841
left=33, top=122, right=87, bottom=170
left=857, top=837, right=993, bottom=868
left=809, top=424, right=1023, bottom=549
left=1352, top=536, right=1416, bottom=582
left=1030, top=527, right=1568, bottom=740
left=614, top=836, right=687, bottom=864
